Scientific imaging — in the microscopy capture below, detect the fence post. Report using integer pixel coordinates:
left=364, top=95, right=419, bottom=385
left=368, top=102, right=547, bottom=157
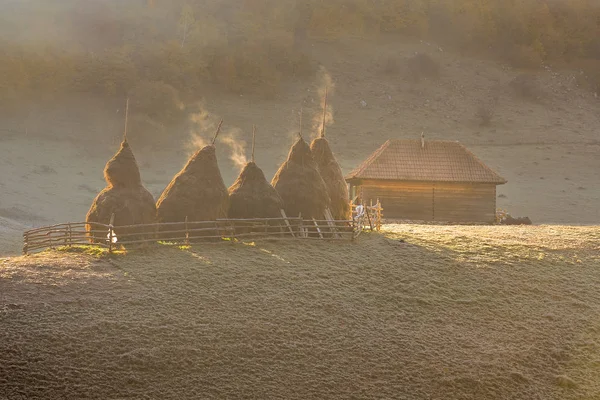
left=375, top=199, right=382, bottom=232
left=365, top=204, right=374, bottom=231
left=185, top=216, right=189, bottom=245
left=280, top=209, right=295, bottom=238
left=298, top=213, right=305, bottom=238
left=432, top=187, right=435, bottom=221
left=312, top=218, right=323, bottom=239
left=66, top=223, right=73, bottom=247
left=23, top=232, right=29, bottom=255
left=108, top=213, right=115, bottom=253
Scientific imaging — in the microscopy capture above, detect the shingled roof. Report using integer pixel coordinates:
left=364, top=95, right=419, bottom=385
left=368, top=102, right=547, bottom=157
left=346, top=139, right=506, bottom=184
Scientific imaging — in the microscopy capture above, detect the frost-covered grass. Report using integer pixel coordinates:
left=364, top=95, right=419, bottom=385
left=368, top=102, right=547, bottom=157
left=1, top=225, right=599, bottom=399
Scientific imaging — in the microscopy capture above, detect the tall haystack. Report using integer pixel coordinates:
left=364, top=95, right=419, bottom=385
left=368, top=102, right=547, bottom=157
left=271, top=136, right=330, bottom=219
left=156, top=145, right=229, bottom=225
left=228, top=128, right=283, bottom=219
left=86, top=140, right=157, bottom=242
left=228, top=162, right=283, bottom=218
left=310, top=137, right=350, bottom=220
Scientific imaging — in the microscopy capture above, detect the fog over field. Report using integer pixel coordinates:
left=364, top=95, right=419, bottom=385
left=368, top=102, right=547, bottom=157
left=1, top=3, right=600, bottom=399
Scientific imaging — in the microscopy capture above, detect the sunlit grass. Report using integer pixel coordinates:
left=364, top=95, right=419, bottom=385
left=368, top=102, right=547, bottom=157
left=54, top=245, right=126, bottom=257
left=2, top=224, right=600, bottom=398
left=382, top=224, right=600, bottom=266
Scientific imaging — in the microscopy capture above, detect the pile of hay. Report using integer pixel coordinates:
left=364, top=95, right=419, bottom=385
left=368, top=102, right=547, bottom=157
left=271, top=137, right=330, bottom=219
left=156, top=145, right=229, bottom=227
left=228, top=162, right=283, bottom=219
left=86, top=140, right=157, bottom=243
left=310, top=137, right=350, bottom=220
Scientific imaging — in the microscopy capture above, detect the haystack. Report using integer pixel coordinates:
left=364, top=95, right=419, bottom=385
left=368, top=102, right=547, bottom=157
left=310, top=137, right=350, bottom=220
left=156, top=145, right=229, bottom=225
left=86, top=140, right=157, bottom=242
left=271, top=136, right=330, bottom=219
left=228, top=162, right=283, bottom=219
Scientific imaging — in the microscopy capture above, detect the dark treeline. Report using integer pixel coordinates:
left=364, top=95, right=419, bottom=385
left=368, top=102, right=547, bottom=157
left=1, top=0, right=599, bottom=113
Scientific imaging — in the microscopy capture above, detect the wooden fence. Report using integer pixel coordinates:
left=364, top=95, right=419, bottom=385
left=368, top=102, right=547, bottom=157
left=351, top=200, right=383, bottom=236
left=22, top=215, right=357, bottom=255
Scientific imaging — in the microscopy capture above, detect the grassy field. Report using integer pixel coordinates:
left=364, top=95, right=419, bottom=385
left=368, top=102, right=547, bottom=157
left=1, top=225, right=599, bottom=399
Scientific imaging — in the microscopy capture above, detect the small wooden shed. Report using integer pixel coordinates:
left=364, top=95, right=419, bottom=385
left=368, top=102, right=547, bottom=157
left=345, top=139, right=507, bottom=223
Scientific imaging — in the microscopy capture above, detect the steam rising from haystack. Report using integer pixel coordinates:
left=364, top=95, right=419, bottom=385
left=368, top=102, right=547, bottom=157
left=307, top=76, right=351, bottom=220
left=187, top=105, right=213, bottom=150
left=187, top=104, right=248, bottom=170
left=220, top=130, right=248, bottom=171
left=312, top=67, right=335, bottom=138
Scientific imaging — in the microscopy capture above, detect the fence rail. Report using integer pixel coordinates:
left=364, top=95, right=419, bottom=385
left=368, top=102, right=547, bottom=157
left=22, top=215, right=357, bottom=255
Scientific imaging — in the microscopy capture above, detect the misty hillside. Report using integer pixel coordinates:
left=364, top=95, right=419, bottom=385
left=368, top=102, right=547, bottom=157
left=2, top=0, right=600, bottom=112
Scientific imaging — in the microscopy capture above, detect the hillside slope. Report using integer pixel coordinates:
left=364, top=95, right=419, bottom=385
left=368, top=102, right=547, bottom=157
left=1, top=226, right=599, bottom=399
left=1, top=38, right=599, bottom=255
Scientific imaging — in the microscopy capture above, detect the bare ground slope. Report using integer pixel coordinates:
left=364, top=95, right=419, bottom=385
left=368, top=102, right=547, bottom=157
left=1, top=226, right=599, bottom=399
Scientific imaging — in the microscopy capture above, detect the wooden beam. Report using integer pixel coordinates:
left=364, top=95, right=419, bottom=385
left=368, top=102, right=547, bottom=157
left=365, top=205, right=374, bottom=231
left=324, top=208, right=341, bottom=239
left=299, top=107, right=303, bottom=139
left=251, top=125, right=256, bottom=163
left=312, top=218, right=323, bottom=239
left=211, top=120, right=224, bottom=145
left=280, top=209, right=296, bottom=238
left=123, top=97, right=129, bottom=142
left=321, top=87, right=328, bottom=138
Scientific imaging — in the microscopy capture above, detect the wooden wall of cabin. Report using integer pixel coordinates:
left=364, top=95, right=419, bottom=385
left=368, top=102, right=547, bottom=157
left=351, top=180, right=497, bottom=223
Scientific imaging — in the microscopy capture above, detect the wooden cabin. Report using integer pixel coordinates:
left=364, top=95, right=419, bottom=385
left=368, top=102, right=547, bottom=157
left=345, top=139, right=507, bottom=223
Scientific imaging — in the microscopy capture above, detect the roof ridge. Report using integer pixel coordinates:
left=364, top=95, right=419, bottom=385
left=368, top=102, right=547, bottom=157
left=347, top=139, right=392, bottom=179
left=346, top=138, right=507, bottom=184
left=456, top=142, right=507, bottom=184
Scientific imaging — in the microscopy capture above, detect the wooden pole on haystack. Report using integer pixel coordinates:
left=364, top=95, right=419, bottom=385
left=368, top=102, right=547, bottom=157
left=299, top=108, right=303, bottom=139
left=320, top=87, right=328, bottom=138
left=211, top=120, right=224, bottom=145
left=123, top=98, right=130, bottom=142
left=251, top=125, right=256, bottom=163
